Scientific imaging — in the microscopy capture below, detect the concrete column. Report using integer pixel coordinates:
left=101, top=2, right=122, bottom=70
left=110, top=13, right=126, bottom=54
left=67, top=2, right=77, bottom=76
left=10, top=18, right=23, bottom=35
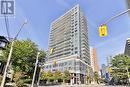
left=71, top=73, right=74, bottom=85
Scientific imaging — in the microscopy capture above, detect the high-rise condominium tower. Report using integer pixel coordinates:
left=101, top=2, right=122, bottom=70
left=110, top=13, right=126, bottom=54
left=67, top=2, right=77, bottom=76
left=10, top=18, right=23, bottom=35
left=44, top=4, right=91, bottom=84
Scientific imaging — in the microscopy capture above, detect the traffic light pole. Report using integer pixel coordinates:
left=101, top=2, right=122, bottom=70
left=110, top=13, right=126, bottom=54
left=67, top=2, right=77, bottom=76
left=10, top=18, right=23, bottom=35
left=104, top=9, right=130, bottom=24
left=100, top=9, right=130, bottom=83
left=99, top=9, right=130, bottom=37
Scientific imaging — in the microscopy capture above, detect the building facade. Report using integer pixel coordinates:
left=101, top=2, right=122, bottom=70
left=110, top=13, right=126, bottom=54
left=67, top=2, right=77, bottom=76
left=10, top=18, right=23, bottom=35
left=126, top=0, right=130, bottom=9
left=126, top=0, right=130, bottom=16
left=124, top=38, right=130, bottom=56
left=44, top=5, right=91, bottom=84
left=101, top=64, right=107, bottom=78
left=90, top=47, right=99, bottom=73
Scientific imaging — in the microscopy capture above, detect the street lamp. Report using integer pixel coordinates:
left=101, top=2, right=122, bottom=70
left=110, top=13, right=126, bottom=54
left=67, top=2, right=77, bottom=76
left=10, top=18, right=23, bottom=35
left=1, top=20, right=28, bottom=87
left=37, top=60, right=44, bottom=86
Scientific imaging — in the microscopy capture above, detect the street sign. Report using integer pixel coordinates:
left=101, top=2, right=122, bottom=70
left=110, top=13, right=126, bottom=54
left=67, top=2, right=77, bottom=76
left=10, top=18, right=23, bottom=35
left=99, top=24, right=107, bottom=37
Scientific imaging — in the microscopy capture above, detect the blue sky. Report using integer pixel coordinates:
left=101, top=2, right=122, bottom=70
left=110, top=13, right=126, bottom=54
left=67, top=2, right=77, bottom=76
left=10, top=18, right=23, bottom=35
left=1, top=0, right=130, bottom=68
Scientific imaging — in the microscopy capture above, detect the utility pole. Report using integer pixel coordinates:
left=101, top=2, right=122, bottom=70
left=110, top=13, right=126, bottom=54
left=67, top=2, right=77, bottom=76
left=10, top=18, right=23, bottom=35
left=1, top=20, right=28, bottom=87
left=31, top=52, right=40, bottom=87
left=37, top=68, right=41, bottom=86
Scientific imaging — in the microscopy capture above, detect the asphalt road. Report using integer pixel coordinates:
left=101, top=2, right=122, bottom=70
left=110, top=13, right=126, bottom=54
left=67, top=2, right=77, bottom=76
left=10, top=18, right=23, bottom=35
left=38, top=85, right=130, bottom=87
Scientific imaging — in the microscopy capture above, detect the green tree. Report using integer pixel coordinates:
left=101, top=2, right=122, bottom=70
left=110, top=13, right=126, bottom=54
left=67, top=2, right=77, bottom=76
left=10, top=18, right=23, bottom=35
left=111, top=54, right=130, bottom=84
left=112, top=54, right=130, bottom=69
left=86, top=75, right=92, bottom=84
left=46, top=70, right=54, bottom=84
left=2, top=39, right=46, bottom=86
left=40, top=71, right=47, bottom=81
left=63, top=70, right=71, bottom=83
left=38, top=50, right=46, bottom=62
left=13, top=71, right=25, bottom=87
left=94, top=71, right=99, bottom=84
left=54, top=70, right=62, bottom=83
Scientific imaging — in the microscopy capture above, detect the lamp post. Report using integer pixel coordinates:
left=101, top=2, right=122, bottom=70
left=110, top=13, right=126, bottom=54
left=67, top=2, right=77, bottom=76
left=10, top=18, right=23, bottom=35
left=31, top=52, right=40, bottom=87
left=1, top=20, right=28, bottom=87
left=37, top=64, right=42, bottom=86
left=37, top=57, right=45, bottom=86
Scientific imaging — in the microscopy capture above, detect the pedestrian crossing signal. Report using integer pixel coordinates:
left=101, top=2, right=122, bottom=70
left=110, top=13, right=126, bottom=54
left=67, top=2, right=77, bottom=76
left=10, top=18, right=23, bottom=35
left=99, top=24, right=107, bottom=37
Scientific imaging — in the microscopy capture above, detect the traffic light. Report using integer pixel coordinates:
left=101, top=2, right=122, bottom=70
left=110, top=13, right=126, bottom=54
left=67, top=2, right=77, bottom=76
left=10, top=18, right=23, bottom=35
left=99, top=24, right=107, bottom=37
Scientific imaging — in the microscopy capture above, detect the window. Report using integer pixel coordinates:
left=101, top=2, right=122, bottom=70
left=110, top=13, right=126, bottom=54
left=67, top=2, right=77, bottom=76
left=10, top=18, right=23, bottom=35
left=64, top=62, right=67, bottom=66
left=68, top=61, right=72, bottom=65
left=46, top=65, right=48, bottom=69
left=49, top=65, right=52, bottom=68
left=75, top=47, right=78, bottom=50
left=75, top=51, right=78, bottom=54
left=68, top=67, right=71, bottom=70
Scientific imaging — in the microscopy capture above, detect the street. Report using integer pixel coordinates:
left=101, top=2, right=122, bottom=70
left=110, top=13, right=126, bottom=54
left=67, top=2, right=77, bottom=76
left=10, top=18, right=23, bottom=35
left=38, top=84, right=130, bottom=87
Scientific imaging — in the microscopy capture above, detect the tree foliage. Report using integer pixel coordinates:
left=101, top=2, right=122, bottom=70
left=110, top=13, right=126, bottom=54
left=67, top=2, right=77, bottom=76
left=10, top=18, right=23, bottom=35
left=40, top=70, right=71, bottom=84
left=54, top=70, right=62, bottom=80
left=40, top=71, right=47, bottom=80
left=1, top=39, right=46, bottom=86
left=46, top=70, right=54, bottom=81
left=63, top=70, right=71, bottom=83
left=111, top=54, right=130, bottom=85
left=112, top=54, right=130, bottom=69
left=94, top=71, right=99, bottom=84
